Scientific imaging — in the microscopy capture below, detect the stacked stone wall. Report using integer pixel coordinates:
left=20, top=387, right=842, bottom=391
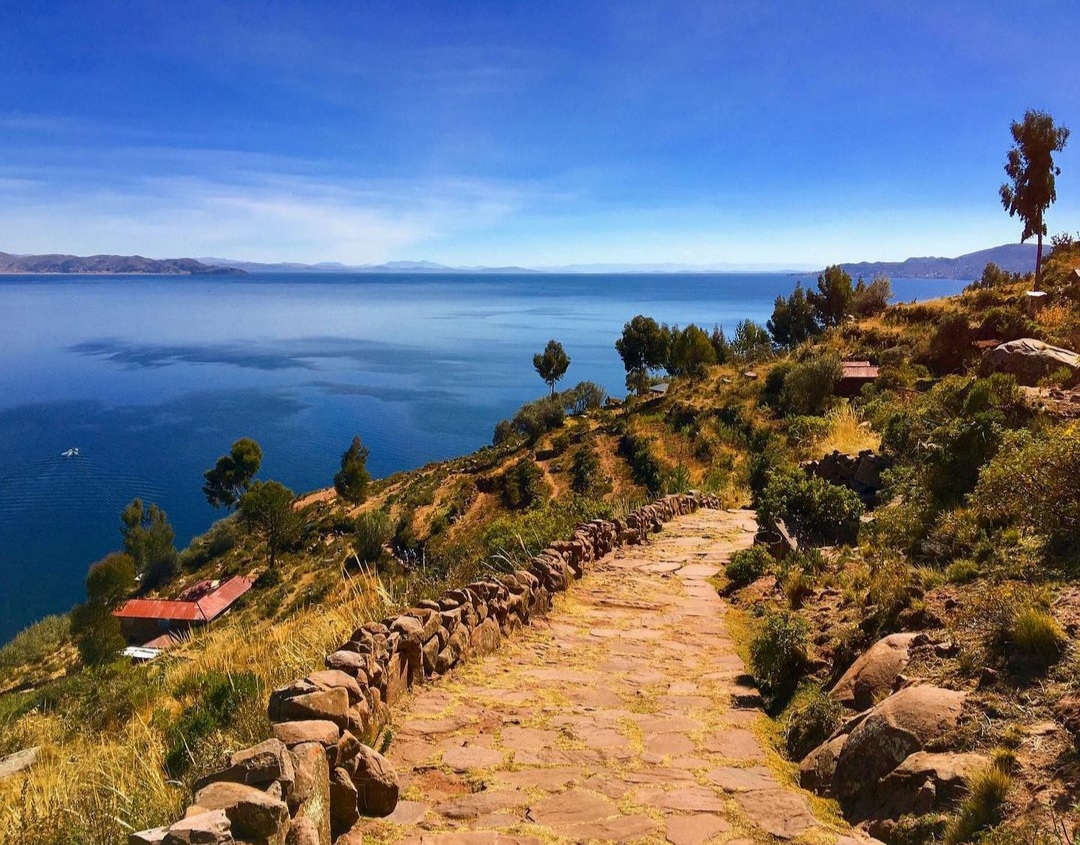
left=133, top=493, right=721, bottom=845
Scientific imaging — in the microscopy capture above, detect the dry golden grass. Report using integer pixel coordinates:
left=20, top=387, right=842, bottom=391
left=0, top=567, right=402, bottom=845
left=0, top=713, right=184, bottom=845
left=814, top=404, right=880, bottom=456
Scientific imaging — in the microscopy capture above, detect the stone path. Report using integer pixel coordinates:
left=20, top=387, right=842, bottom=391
left=358, top=508, right=855, bottom=845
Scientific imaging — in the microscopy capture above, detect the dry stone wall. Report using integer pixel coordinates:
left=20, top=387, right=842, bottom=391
left=132, top=492, right=721, bottom=845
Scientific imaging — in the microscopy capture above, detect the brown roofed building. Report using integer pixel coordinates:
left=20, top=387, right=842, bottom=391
left=836, top=360, right=880, bottom=397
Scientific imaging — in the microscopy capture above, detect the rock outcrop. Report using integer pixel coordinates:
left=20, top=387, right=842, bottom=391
left=834, top=685, right=966, bottom=800
left=803, top=450, right=888, bottom=505
left=830, top=633, right=926, bottom=711
left=980, top=337, right=1079, bottom=386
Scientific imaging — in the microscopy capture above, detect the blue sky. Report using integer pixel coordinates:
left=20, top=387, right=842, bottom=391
left=1, top=1, right=1077, bottom=266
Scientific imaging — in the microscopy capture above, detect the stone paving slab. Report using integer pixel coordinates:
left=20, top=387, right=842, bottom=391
left=358, top=509, right=859, bottom=845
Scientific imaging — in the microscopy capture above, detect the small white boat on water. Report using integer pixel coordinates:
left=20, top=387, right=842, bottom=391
left=61, top=447, right=79, bottom=457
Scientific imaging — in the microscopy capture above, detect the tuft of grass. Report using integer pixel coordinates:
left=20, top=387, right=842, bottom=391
left=782, top=684, right=842, bottom=760
left=1009, top=608, right=1065, bottom=668
left=944, top=765, right=1011, bottom=845
left=814, top=403, right=880, bottom=456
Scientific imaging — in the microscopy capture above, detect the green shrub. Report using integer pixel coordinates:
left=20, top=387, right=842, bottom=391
left=571, top=443, right=610, bottom=498
left=0, top=614, right=69, bottom=678
left=945, top=559, right=980, bottom=584
left=1009, top=609, right=1065, bottom=668
left=354, top=509, right=393, bottom=564
left=972, top=426, right=1080, bottom=548
left=166, top=671, right=263, bottom=778
left=944, top=765, right=1010, bottom=845
left=498, top=457, right=549, bottom=510
left=178, top=518, right=238, bottom=570
left=750, top=610, right=809, bottom=702
left=923, top=312, right=975, bottom=375
left=783, top=685, right=842, bottom=760
left=780, top=354, right=842, bottom=416
left=758, top=471, right=863, bottom=545
left=618, top=433, right=666, bottom=493
left=725, top=546, right=772, bottom=588
left=482, top=497, right=612, bottom=566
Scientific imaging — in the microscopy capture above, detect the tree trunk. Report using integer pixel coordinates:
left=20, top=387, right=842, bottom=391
left=1035, top=231, right=1043, bottom=289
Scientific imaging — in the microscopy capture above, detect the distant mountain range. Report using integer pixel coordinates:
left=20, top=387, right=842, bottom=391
left=0, top=251, right=245, bottom=275
left=839, top=243, right=1037, bottom=280
left=198, top=257, right=540, bottom=274
left=0, top=243, right=1039, bottom=278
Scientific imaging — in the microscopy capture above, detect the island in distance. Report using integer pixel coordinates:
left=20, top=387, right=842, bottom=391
left=0, top=251, right=247, bottom=275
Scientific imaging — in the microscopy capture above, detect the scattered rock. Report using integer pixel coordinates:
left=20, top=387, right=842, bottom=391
left=861, top=751, right=989, bottom=821
left=0, top=746, right=38, bottom=781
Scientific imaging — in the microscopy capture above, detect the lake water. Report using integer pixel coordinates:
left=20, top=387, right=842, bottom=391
left=0, top=272, right=966, bottom=641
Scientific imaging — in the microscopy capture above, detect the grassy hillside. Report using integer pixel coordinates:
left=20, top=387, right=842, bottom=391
left=1, top=238, right=1078, bottom=844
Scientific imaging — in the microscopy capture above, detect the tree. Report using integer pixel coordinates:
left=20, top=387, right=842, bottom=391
left=70, top=602, right=125, bottom=666
left=238, top=480, right=302, bottom=568
left=616, top=315, right=670, bottom=394
left=850, top=274, right=893, bottom=317
left=73, top=551, right=134, bottom=667
left=121, top=499, right=178, bottom=587
left=532, top=339, right=570, bottom=395
left=732, top=319, right=772, bottom=360
left=666, top=324, right=717, bottom=378
left=203, top=438, right=263, bottom=509
left=334, top=436, right=372, bottom=504
left=710, top=325, right=732, bottom=363
left=1000, top=110, right=1070, bottom=284
left=768, top=283, right=820, bottom=347
left=808, top=265, right=853, bottom=327
left=85, top=552, right=136, bottom=607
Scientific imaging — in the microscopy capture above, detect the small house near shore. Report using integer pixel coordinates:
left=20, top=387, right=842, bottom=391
left=836, top=360, right=880, bottom=396
left=112, top=575, right=253, bottom=648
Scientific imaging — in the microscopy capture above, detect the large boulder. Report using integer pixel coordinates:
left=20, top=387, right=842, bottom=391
left=859, top=751, right=988, bottom=822
left=190, top=782, right=290, bottom=845
left=830, top=633, right=926, bottom=711
left=834, top=686, right=966, bottom=801
left=980, top=338, right=1079, bottom=387
left=799, top=734, right=847, bottom=795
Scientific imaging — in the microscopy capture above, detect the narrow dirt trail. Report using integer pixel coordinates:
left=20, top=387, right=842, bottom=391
left=358, top=508, right=860, bottom=845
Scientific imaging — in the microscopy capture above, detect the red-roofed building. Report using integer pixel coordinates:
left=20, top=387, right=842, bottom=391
left=837, top=361, right=880, bottom=396
left=113, top=576, right=254, bottom=646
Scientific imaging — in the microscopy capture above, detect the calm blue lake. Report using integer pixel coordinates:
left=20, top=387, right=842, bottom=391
left=0, top=272, right=966, bottom=641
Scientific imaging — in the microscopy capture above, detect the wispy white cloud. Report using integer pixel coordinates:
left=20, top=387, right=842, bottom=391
left=0, top=152, right=542, bottom=262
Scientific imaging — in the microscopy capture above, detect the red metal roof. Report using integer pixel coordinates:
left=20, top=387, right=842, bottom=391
left=840, top=361, right=880, bottom=379
left=113, top=576, right=253, bottom=623
left=196, top=576, right=253, bottom=621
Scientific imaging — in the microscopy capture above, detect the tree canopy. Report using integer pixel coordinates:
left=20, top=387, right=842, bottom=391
left=807, top=265, right=854, bottom=327
left=238, top=480, right=302, bottom=568
left=121, top=499, right=178, bottom=587
left=334, top=436, right=372, bottom=504
left=532, top=339, right=571, bottom=394
left=85, top=552, right=136, bottom=607
left=203, top=437, right=263, bottom=509
left=1000, top=109, right=1070, bottom=282
left=616, top=315, right=670, bottom=394
left=768, top=282, right=820, bottom=347
left=666, top=324, right=717, bottom=378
